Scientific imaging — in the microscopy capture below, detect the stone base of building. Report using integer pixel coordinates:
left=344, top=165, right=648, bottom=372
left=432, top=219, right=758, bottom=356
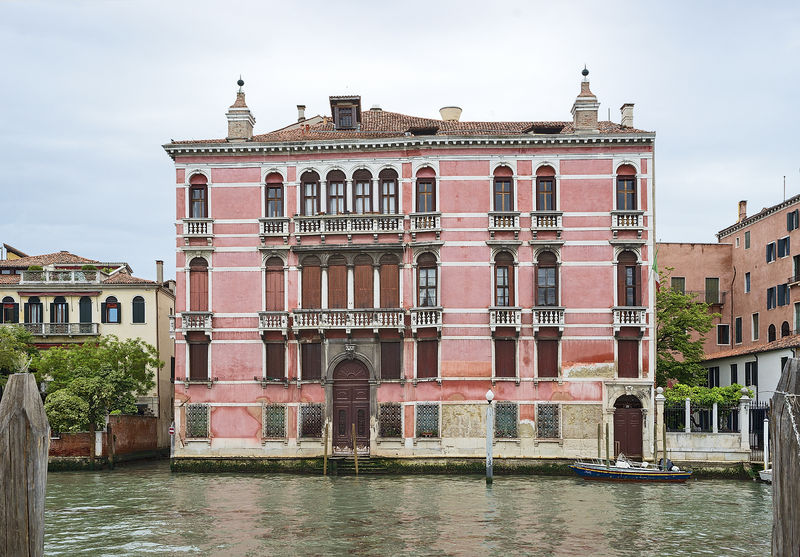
left=49, top=448, right=169, bottom=471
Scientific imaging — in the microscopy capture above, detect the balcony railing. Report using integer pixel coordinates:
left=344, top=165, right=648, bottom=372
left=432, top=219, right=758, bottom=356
left=611, top=210, right=644, bottom=238
left=789, top=274, right=800, bottom=286
left=410, top=306, right=443, bottom=332
left=180, top=311, right=213, bottom=331
left=686, top=290, right=727, bottom=306
left=169, top=315, right=176, bottom=339
left=19, top=270, right=101, bottom=284
left=532, top=307, right=565, bottom=327
left=613, top=307, right=647, bottom=326
left=293, top=214, right=403, bottom=239
left=259, top=217, right=290, bottom=239
left=489, top=307, right=522, bottom=330
left=291, top=308, right=405, bottom=332
left=17, top=322, right=99, bottom=336
left=258, top=311, right=289, bottom=334
left=488, top=212, right=520, bottom=239
left=409, top=212, right=442, bottom=240
left=530, top=211, right=563, bottom=238
left=182, top=218, right=214, bottom=237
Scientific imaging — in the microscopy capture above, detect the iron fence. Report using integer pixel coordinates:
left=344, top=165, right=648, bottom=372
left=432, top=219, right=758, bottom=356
left=717, top=403, right=740, bottom=433
left=664, top=402, right=686, bottom=432
left=750, top=401, right=770, bottom=461
left=690, top=404, right=713, bottom=432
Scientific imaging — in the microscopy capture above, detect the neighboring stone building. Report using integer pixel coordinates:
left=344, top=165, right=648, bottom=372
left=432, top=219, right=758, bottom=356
left=0, top=250, right=175, bottom=447
left=660, top=196, right=800, bottom=403
left=164, top=70, right=656, bottom=463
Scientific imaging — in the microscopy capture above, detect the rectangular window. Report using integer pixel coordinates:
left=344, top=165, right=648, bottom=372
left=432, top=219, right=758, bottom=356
left=378, top=402, right=402, bottom=438
left=188, top=343, right=208, bottom=381
left=778, top=236, right=790, bottom=257
left=778, top=283, right=791, bottom=306
left=327, top=181, right=345, bottom=215
left=265, top=343, right=285, bottom=381
left=536, top=335, right=559, bottom=378
left=1, top=301, right=19, bottom=324
left=788, top=209, right=799, bottom=231
left=717, top=324, right=730, bottom=345
left=745, top=231, right=750, bottom=249
left=25, top=301, right=43, bottom=324
left=494, top=179, right=513, bottom=212
left=190, top=187, right=207, bottom=218
left=416, top=339, right=438, bottom=379
left=302, top=181, right=319, bottom=215
left=186, top=403, right=210, bottom=438
left=707, top=366, right=720, bottom=388
left=301, top=342, right=321, bottom=381
left=417, top=181, right=435, bottom=212
left=262, top=404, right=286, bottom=438
left=616, top=176, right=636, bottom=210
left=416, top=403, right=439, bottom=438
left=744, top=272, right=750, bottom=293
left=745, top=361, right=758, bottom=387
left=418, top=268, right=437, bottom=307
left=494, top=339, right=516, bottom=378
left=752, top=313, right=759, bottom=340
left=494, top=402, right=518, bottom=438
left=381, top=179, right=397, bottom=214
left=735, top=237, right=740, bottom=248
left=380, top=341, right=402, bottom=380
left=537, top=267, right=557, bottom=306
left=266, top=186, right=283, bottom=217
left=766, top=242, right=776, bottom=262
left=337, top=107, right=353, bottom=129
left=705, top=278, right=720, bottom=304
left=624, top=266, right=638, bottom=306
left=536, top=178, right=555, bottom=211
left=794, top=255, right=800, bottom=282
left=617, top=338, right=639, bottom=378
left=735, top=317, right=742, bottom=344
left=496, top=266, right=510, bottom=306
left=353, top=180, right=372, bottom=214
left=299, top=403, right=323, bottom=438
left=537, top=404, right=560, bottom=439
left=767, top=287, right=777, bottom=310
left=730, top=363, right=738, bottom=385
left=670, top=276, right=685, bottom=294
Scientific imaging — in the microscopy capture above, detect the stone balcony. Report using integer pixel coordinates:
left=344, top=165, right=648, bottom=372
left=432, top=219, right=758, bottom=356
left=531, top=307, right=565, bottom=329
left=19, top=269, right=102, bottom=284
left=488, top=212, right=521, bottom=239
left=409, top=212, right=442, bottom=241
left=611, top=210, right=645, bottom=238
left=291, top=308, right=405, bottom=333
left=17, top=322, right=99, bottom=336
left=258, top=311, right=290, bottom=336
left=181, top=218, right=214, bottom=248
left=293, top=214, right=404, bottom=243
left=530, top=211, right=563, bottom=239
left=180, top=311, right=213, bottom=333
left=410, top=306, right=442, bottom=332
left=613, top=306, right=647, bottom=328
left=259, top=217, right=290, bottom=244
left=489, top=307, right=522, bottom=331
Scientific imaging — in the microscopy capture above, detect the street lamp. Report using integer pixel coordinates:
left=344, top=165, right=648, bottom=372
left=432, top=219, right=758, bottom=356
left=486, top=389, right=494, bottom=484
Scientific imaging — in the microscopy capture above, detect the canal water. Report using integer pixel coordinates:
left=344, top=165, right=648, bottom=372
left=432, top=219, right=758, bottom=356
left=45, top=462, right=772, bottom=556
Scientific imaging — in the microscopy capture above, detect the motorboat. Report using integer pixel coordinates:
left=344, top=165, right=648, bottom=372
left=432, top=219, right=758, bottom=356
left=570, top=454, right=692, bottom=482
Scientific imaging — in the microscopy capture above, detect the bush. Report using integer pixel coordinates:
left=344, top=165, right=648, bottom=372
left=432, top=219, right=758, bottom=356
left=81, top=264, right=98, bottom=271
left=45, top=389, right=90, bottom=432
left=664, top=383, right=753, bottom=406
left=26, top=265, right=43, bottom=271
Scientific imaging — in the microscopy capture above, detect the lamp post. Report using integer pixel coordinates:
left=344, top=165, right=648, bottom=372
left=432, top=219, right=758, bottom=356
left=486, top=389, right=494, bottom=484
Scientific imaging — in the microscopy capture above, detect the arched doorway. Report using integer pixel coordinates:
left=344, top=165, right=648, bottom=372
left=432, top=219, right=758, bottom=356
left=613, top=395, right=643, bottom=459
left=332, top=359, right=370, bottom=455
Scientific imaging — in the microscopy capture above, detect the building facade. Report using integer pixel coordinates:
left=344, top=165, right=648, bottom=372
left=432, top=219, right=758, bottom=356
left=166, top=72, right=656, bottom=461
left=0, top=251, right=175, bottom=447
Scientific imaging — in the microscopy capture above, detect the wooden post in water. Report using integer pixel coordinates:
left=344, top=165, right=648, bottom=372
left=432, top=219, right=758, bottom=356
left=605, top=422, right=610, bottom=468
left=0, top=373, right=50, bottom=557
left=772, top=358, right=800, bottom=556
left=597, top=423, right=601, bottom=459
left=351, top=423, right=359, bottom=476
left=323, top=422, right=328, bottom=476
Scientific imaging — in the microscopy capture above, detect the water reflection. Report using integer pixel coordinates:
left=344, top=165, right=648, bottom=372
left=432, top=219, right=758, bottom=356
left=45, top=462, right=771, bottom=556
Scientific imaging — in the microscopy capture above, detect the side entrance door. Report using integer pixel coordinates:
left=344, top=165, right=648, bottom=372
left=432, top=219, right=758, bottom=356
left=613, top=394, right=643, bottom=459
left=332, top=360, right=370, bottom=455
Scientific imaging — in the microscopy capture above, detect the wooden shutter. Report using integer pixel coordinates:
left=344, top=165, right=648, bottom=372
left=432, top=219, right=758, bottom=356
left=416, top=340, right=438, bottom=379
left=189, top=343, right=208, bottom=381
left=266, top=270, right=284, bottom=311
left=49, top=303, right=55, bottom=323
left=302, top=264, right=321, bottom=308
left=23, top=303, right=30, bottom=323
left=100, top=302, right=107, bottom=323
left=618, top=339, right=639, bottom=378
left=328, top=261, right=347, bottom=309
left=80, top=298, right=92, bottom=323
left=11, top=304, right=18, bottom=324
left=301, top=343, right=321, bottom=380
left=495, top=339, right=516, bottom=378
left=190, top=268, right=208, bottom=311
left=537, top=339, right=558, bottom=378
left=381, top=341, right=402, bottom=379
left=354, top=262, right=373, bottom=308
left=266, top=343, right=285, bottom=380
left=380, top=261, right=399, bottom=308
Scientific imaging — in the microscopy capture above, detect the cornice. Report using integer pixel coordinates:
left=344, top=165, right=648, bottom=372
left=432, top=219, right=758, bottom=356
left=717, top=194, right=800, bottom=239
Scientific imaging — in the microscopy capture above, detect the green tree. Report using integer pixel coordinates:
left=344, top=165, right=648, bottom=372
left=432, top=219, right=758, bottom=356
left=0, top=325, right=39, bottom=391
left=44, top=389, right=90, bottom=432
left=656, top=272, right=719, bottom=386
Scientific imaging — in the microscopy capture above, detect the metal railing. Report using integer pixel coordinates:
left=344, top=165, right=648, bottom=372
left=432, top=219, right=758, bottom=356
left=19, top=322, right=99, bottom=336
left=612, top=307, right=647, bottom=326
left=293, top=214, right=403, bottom=236
left=532, top=307, right=565, bottom=326
left=182, top=218, right=213, bottom=236
left=489, top=307, right=521, bottom=329
left=291, top=308, right=404, bottom=331
left=685, top=290, right=727, bottom=305
left=180, top=311, right=213, bottom=331
left=410, top=307, right=442, bottom=331
left=19, top=270, right=101, bottom=284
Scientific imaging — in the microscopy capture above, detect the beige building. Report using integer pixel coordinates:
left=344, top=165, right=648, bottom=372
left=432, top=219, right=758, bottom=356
left=0, top=250, right=175, bottom=447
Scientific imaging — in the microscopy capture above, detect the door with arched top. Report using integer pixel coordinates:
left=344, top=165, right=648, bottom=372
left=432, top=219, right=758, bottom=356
left=332, top=359, right=370, bottom=455
left=613, top=395, right=643, bottom=459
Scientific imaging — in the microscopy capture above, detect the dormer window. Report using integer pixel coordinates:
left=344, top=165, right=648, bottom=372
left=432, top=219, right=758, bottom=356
left=338, top=107, right=353, bottom=129
left=330, top=95, right=362, bottom=130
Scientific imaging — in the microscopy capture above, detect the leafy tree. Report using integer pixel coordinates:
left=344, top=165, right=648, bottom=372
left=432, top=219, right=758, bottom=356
left=44, top=389, right=90, bottom=432
left=656, top=271, right=720, bottom=386
left=0, top=325, right=39, bottom=391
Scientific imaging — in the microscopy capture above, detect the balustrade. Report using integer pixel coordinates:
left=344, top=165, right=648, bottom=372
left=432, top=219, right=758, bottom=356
left=291, top=308, right=404, bottom=332
left=488, top=212, right=520, bottom=239
left=613, top=307, right=647, bottom=326
left=532, top=307, right=565, bottom=326
left=19, top=270, right=101, bottom=284
left=530, top=211, right=563, bottom=238
left=15, top=322, right=99, bottom=336
left=181, top=311, right=213, bottom=331
left=182, top=218, right=214, bottom=237
left=489, top=307, right=522, bottom=330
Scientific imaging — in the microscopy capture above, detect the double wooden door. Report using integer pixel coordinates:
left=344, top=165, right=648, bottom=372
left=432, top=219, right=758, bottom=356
left=614, top=408, right=643, bottom=459
left=332, top=360, right=370, bottom=454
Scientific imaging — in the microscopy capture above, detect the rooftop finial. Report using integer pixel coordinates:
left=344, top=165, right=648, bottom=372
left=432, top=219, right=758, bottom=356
left=582, top=65, right=589, bottom=78
left=237, top=75, right=244, bottom=92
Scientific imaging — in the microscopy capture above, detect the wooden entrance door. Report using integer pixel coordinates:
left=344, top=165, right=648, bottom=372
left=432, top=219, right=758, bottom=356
left=332, top=360, right=370, bottom=454
left=613, top=395, right=643, bottom=459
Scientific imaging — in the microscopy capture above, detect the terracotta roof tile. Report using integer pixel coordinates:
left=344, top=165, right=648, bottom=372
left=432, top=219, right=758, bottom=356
left=102, top=271, right=156, bottom=285
left=0, top=274, right=21, bottom=284
left=704, top=335, right=800, bottom=361
left=0, top=251, right=99, bottom=268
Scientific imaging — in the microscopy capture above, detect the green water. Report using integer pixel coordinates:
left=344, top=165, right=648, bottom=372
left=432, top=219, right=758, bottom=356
left=44, top=462, right=772, bottom=556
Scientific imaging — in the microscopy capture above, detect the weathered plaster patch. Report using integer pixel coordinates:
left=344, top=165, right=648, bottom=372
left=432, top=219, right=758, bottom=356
left=442, top=404, right=485, bottom=438
left=562, top=404, right=602, bottom=439
left=564, top=363, right=615, bottom=378
left=519, top=419, right=535, bottom=438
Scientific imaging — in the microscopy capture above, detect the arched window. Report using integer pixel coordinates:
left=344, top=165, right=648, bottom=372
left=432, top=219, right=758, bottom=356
left=768, top=324, right=777, bottom=342
left=536, top=166, right=556, bottom=211
left=781, top=321, right=790, bottom=337
left=1, top=296, right=18, bottom=324
left=265, top=257, right=284, bottom=311
left=189, top=258, right=208, bottom=312
left=301, top=256, right=321, bottom=308
left=189, top=174, right=208, bottom=218
left=265, top=172, right=284, bottom=218
left=51, top=296, right=68, bottom=324
left=379, top=254, right=400, bottom=308
left=102, top=296, right=120, bottom=324
left=353, top=169, right=373, bottom=214
left=536, top=251, right=558, bottom=307
left=24, top=296, right=43, bottom=324
left=132, top=296, right=145, bottom=323
left=494, top=251, right=515, bottom=306
left=617, top=251, right=640, bottom=306
left=616, top=164, right=637, bottom=211
left=79, top=296, right=92, bottom=323
left=416, top=167, right=436, bottom=213
left=493, top=167, right=513, bottom=212
left=300, top=171, right=320, bottom=216
left=354, top=254, right=374, bottom=308
left=327, top=170, right=346, bottom=215
left=417, top=253, right=438, bottom=307
left=379, top=169, right=399, bottom=214
left=327, top=255, right=347, bottom=308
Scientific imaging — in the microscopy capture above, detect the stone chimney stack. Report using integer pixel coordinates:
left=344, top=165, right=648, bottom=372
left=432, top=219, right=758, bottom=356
left=297, top=104, right=306, bottom=122
left=571, top=67, right=600, bottom=133
left=156, top=260, right=164, bottom=284
left=439, top=106, right=462, bottom=122
left=620, top=103, right=634, bottom=128
left=738, top=200, right=747, bottom=223
left=226, top=78, right=255, bottom=142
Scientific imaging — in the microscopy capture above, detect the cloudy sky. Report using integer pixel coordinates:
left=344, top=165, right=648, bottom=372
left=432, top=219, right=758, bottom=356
left=1, top=1, right=797, bottom=280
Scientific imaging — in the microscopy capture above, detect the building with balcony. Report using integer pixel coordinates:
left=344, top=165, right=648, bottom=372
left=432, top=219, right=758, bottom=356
left=660, top=196, right=800, bottom=402
left=0, top=250, right=175, bottom=446
left=165, top=71, right=656, bottom=462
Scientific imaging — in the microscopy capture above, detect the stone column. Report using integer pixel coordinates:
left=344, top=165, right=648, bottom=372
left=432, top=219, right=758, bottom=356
left=655, top=387, right=665, bottom=460
left=684, top=397, right=691, bottom=433
left=372, top=178, right=380, bottom=213
left=345, top=179, right=353, bottom=213
left=712, top=402, right=719, bottom=434
left=319, top=180, right=327, bottom=214
left=739, top=390, right=751, bottom=451
left=347, top=264, right=355, bottom=309
left=321, top=265, right=328, bottom=309
left=373, top=264, right=381, bottom=308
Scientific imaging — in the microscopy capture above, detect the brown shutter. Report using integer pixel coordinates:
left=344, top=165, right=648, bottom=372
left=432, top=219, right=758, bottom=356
left=618, top=340, right=639, bottom=378
left=537, top=339, right=558, bottom=378
left=381, top=341, right=402, bottom=379
left=301, top=342, right=321, bottom=380
left=189, top=343, right=208, bottom=381
left=328, top=262, right=347, bottom=309
left=265, top=343, right=285, bottom=380
left=380, top=262, right=400, bottom=308
left=266, top=270, right=284, bottom=311
left=302, top=265, right=321, bottom=308
left=495, top=339, right=516, bottom=378
left=416, top=340, right=438, bottom=379
left=190, top=268, right=208, bottom=311
left=354, top=262, right=373, bottom=308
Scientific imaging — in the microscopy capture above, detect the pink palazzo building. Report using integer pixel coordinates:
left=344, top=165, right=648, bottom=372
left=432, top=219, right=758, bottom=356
left=165, top=71, right=656, bottom=463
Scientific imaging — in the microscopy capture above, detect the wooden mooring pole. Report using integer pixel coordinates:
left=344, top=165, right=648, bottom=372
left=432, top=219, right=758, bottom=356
left=597, top=423, right=601, bottom=459
left=772, top=358, right=800, bottom=556
left=0, top=373, right=50, bottom=557
left=323, top=423, right=328, bottom=476
left=351, top=423, right=359, bottom=476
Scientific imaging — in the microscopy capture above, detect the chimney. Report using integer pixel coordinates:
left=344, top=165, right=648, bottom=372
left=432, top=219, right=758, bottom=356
left=156, top=260, right=164, bottom=284
left=571, top=67, right=600, bottom=133
left=620, top=103, right=634, bottom=128
left=226, top=78, right=255, bottom=141
left=439, top=106, right=462, bottom=121
left=297, top=104, right=306, bottom=122
left=738, top=200, right=747, bottom=223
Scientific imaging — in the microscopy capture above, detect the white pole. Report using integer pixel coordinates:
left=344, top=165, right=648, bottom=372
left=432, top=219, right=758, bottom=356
left=170, top=420, right=175, bottom=459
left=763, top=418, right=769, bottom=469
left=486, top=389, right=494, bottom=484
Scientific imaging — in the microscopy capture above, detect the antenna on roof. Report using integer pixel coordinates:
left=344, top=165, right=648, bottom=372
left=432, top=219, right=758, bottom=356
left=785, top=175, right=787, bottom=201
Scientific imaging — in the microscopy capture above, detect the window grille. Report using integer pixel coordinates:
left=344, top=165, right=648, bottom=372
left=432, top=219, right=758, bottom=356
left=537, top=404, right=560, bottom=438
left=263, top=404, right=286, bottom=438
left=416, top=403, right=439, bottom=438
left=186, top=403, right=210, bottom=438
left=379, top=403, right=402, bottom=438
left=494, top=402, right=518, bottom=438
left=299, top=403, right=323, bottom=438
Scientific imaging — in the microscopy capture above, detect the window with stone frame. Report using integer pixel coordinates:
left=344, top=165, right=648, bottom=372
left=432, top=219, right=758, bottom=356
left=416, top=338, right=438, bottom=379
left=186, top=403, right=210, bottom=438
left=299, top=403, right=323, bottom=438
left=379, top=169, right=399, bottom=214
left=617, top=251, right=640, bottom=306
left=327, top=170, right=346, bottom=215
left=301, top=256, right=321, bottom=309
left=494, top=402, right=518, bottom=438
left=416, top=168, right=436, bottom=212
left=1, top=296, right=19, bottom=323
left=537, top=404, right=560, bottom=439
left=493, top=167, right=513, bottom=212
left=265, top=172, right=284, bottom=217
left=378, top=402, right=402, bottom=438
left=300, top=171, right=320, bottom=216
left=262, top=404, right=286, bottom=438
left=301, top=342, right=321, bottom=381
left=536, top=251, right=558, bottom=306
left=417, top=253, right=438, bottom=307
left=353, top=169, right=372, bottom=214
left=265, top=342, right=285, bottom=381
left=380, top=340, right=402, bottom=380
left=494, top=251, right=515, bottom=306
left=494, top=339, right=516, bottom=378
left=416, top=403, right=439, bottom=438
left=189, top=174, right=208, bottom=218
left=616, top=166, right=637, bottom=210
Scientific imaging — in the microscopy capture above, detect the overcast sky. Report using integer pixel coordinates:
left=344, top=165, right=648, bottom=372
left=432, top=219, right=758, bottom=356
left=1, top=1, right=798, bottom=280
